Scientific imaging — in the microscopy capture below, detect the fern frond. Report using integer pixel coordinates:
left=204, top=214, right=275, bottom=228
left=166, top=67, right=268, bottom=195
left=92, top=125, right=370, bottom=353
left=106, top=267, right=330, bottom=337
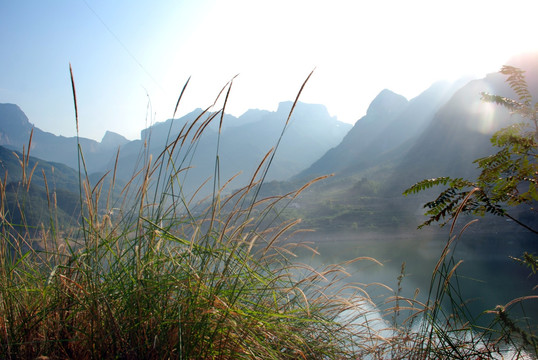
left=481, top=93, right=525, bottom=112
left=402, top=177, right=453, bottom=196
left=500, top=65, right=533, bottom=106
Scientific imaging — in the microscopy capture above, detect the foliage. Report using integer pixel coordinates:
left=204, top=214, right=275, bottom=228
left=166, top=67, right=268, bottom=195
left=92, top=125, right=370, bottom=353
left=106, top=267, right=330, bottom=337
left=404, top=65, right=538, bottom=357
left=404, top=65, right=538, bottom=234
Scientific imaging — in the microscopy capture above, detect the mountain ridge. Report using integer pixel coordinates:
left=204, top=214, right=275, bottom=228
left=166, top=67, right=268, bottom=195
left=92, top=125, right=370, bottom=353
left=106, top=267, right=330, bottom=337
left=295, top=79, right=465, bottom=180
left=0, top=103, right=129, bottom=174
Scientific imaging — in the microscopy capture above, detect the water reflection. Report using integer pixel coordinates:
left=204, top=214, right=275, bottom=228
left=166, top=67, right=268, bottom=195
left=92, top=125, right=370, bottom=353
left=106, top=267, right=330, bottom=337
left=290, top=230, right=538, bottom=325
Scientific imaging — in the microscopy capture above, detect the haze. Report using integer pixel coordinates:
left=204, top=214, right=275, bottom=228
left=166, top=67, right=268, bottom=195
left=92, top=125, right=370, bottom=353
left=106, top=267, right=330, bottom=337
left=1, top=0, right=537, bottom=141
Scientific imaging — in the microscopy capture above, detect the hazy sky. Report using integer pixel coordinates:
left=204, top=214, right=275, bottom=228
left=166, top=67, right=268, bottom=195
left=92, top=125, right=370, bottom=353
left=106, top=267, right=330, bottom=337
left=2, top=0, right=537, bottom=141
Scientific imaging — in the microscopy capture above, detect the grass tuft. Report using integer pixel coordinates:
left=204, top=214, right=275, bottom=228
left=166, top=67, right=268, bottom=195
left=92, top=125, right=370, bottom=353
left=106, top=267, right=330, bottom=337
left=0, top=73, right=399, bottom=359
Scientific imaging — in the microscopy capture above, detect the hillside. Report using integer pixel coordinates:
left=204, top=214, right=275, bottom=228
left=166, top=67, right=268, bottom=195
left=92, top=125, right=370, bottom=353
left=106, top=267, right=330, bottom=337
left=277, top=54, right=538, bottom=233
left=296, top=79, right=467, bottom=180
left=0, top=145, right=81, bottom=230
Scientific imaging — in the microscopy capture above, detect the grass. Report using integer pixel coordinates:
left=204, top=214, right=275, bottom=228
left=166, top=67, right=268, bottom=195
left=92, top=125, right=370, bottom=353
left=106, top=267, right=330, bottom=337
left=0, top=70, right=535, bottom=359
left=0, top=72, right=392, bottom=359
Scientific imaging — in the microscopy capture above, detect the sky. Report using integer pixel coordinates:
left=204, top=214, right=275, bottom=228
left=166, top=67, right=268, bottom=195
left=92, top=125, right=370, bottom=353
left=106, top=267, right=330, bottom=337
left=1, top=0, right=538, bottom=141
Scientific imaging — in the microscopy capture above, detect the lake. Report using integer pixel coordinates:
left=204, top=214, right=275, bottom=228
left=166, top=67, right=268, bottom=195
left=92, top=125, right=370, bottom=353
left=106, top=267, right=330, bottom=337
left=290, top=227, right=538, bottom=327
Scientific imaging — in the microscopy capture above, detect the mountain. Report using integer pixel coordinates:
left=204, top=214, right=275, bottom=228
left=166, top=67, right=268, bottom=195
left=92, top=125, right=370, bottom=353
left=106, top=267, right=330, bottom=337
left=390, top=54, right=538, bottom=193
left=100, top=131, right=129, bottom=150
left=104, top=101, right=352, bottom=196
left=5, top=52, right=538, bottom=234
left=296, top=89, right=407, bottom=179
left=0, top=101, right=351, bottom=198
left=218, top=101, right=351, bottom=180
left=0, top=104, right=125, bottom=174
left=284, top=53, right=538, bottom=233
left=297, top=79, right=464, bottom=180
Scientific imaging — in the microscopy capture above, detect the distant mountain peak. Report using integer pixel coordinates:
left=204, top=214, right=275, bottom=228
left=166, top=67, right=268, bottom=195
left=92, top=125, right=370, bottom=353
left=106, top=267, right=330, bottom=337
left=0, top=103, right=34, bottom=146
left=366, top=89, right=408, bottom=117
left=0, top=103, right=32, bottom=128
left=101, top=130, right=129, bottom=148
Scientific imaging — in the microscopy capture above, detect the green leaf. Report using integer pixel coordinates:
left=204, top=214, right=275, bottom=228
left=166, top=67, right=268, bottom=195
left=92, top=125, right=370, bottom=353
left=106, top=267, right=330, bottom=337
left=403, top=177, right=454, bottom=196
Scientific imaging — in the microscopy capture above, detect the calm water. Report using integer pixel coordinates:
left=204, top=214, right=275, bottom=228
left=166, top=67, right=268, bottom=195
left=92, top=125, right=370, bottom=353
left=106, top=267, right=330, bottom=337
left=291, top=229, right=538, bottom=325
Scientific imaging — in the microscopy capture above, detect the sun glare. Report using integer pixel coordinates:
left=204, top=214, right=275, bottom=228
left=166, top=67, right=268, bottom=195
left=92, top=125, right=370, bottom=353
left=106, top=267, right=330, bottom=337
left=473, top=100, right=499, bottom=135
